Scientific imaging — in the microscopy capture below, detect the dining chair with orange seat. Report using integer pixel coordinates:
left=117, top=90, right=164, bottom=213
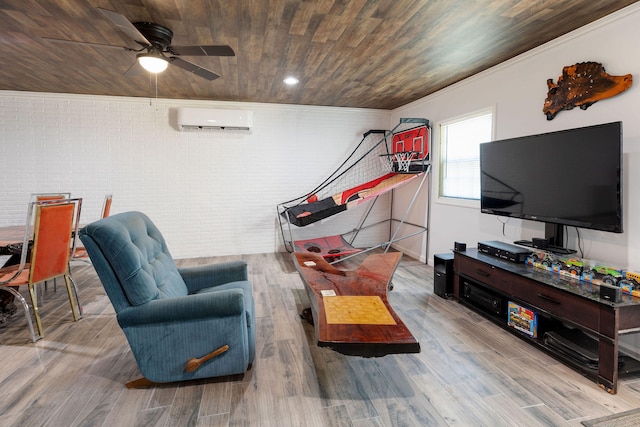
left=0, top=199, right=83, bottom=342
left=1, top=193, right=72, bottom=317
left=71, top=193, right=112, bottom=263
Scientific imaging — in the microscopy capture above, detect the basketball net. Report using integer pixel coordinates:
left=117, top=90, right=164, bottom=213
left=394, top=152, right=413, bottom=172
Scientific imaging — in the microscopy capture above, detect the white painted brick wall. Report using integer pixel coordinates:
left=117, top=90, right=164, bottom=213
left=0, top=91, right=391, bottom=259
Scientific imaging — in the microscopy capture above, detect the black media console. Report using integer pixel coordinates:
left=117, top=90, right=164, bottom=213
left=453, top=248, right=640, bottom=394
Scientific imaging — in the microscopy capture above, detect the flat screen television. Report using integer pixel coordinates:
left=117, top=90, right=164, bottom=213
left=480, top=121, right=623, bottom=251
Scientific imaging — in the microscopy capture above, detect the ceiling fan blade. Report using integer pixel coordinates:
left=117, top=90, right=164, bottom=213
left=169, top=45, right=235, bottom=57
left=123, top=60, right=145, bottom=77
left=98, top=7, right=151, bottom=46
left=42, top=37, right=131, bottom=50
left=169, top=57, right=220, bottom=80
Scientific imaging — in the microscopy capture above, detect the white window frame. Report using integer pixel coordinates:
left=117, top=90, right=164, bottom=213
left=437, top=107, right=495, bottom=208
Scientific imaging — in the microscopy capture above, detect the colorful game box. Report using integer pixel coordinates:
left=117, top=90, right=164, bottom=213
left=507, top=301, right=538, bottom=338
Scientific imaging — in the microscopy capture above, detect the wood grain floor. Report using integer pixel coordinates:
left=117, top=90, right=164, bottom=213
left=1, top=252, right=640, bottom=426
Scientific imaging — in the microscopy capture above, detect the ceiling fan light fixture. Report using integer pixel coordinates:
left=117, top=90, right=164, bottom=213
left=137, top=53, right=169, bottom=73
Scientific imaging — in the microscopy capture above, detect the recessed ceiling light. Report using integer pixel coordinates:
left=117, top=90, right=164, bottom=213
left=283, top=76, right=299, bottom=85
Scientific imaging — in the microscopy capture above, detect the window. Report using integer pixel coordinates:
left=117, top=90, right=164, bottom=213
left=439, top=110, right=493, bottom=201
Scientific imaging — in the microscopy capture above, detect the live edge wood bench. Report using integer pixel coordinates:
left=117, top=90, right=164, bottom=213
left=293, top=251, right=420, bottom=357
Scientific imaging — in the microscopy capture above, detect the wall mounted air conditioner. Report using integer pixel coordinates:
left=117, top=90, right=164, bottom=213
left=177, top=107, right=253, bottom=131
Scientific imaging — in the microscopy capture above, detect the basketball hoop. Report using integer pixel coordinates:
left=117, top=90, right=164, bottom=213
left=394, top=151, right=414, bottom=172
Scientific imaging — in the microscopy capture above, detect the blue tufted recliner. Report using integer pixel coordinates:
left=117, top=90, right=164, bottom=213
left=79, top=211, right=255, bottom=387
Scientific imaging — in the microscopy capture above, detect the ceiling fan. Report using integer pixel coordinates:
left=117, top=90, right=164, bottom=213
left=43, top=7, right=234, bottom=80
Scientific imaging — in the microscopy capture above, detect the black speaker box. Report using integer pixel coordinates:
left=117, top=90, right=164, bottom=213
left=434, top=253, right=454, bottom=298
left=600, top=284, right=622, bottom=302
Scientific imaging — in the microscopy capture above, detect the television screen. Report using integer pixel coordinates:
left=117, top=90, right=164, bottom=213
left=480, top=121, right=623, bottom=234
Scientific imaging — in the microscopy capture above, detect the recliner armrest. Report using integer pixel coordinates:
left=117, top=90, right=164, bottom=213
left=116, top=288, right=245, bottom=327
left=178, top=261, right=248, bottom=293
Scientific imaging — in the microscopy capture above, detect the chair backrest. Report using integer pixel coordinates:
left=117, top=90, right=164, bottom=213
left=101, top=194, right=113, bottom=218
left=29, top=200, right=77, bottom=283
left=79, top=211, right=188, bottom=313
left=8, top=197, right=79, bottom=279
left=34, top=197, right=83, bottom=263
left=31, top=192, right=71, bottom=202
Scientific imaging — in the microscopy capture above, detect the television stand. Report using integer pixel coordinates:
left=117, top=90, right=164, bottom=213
left=453, top=248, right=640, bottom=394
left=513, top=240, right=576, bottom=255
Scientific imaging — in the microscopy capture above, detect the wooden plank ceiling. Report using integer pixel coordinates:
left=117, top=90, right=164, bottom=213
left=0, top=0, right=637, bottom=110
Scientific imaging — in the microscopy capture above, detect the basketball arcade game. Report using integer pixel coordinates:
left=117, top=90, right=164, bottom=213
left=277, top=118, right=431, bottom=264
